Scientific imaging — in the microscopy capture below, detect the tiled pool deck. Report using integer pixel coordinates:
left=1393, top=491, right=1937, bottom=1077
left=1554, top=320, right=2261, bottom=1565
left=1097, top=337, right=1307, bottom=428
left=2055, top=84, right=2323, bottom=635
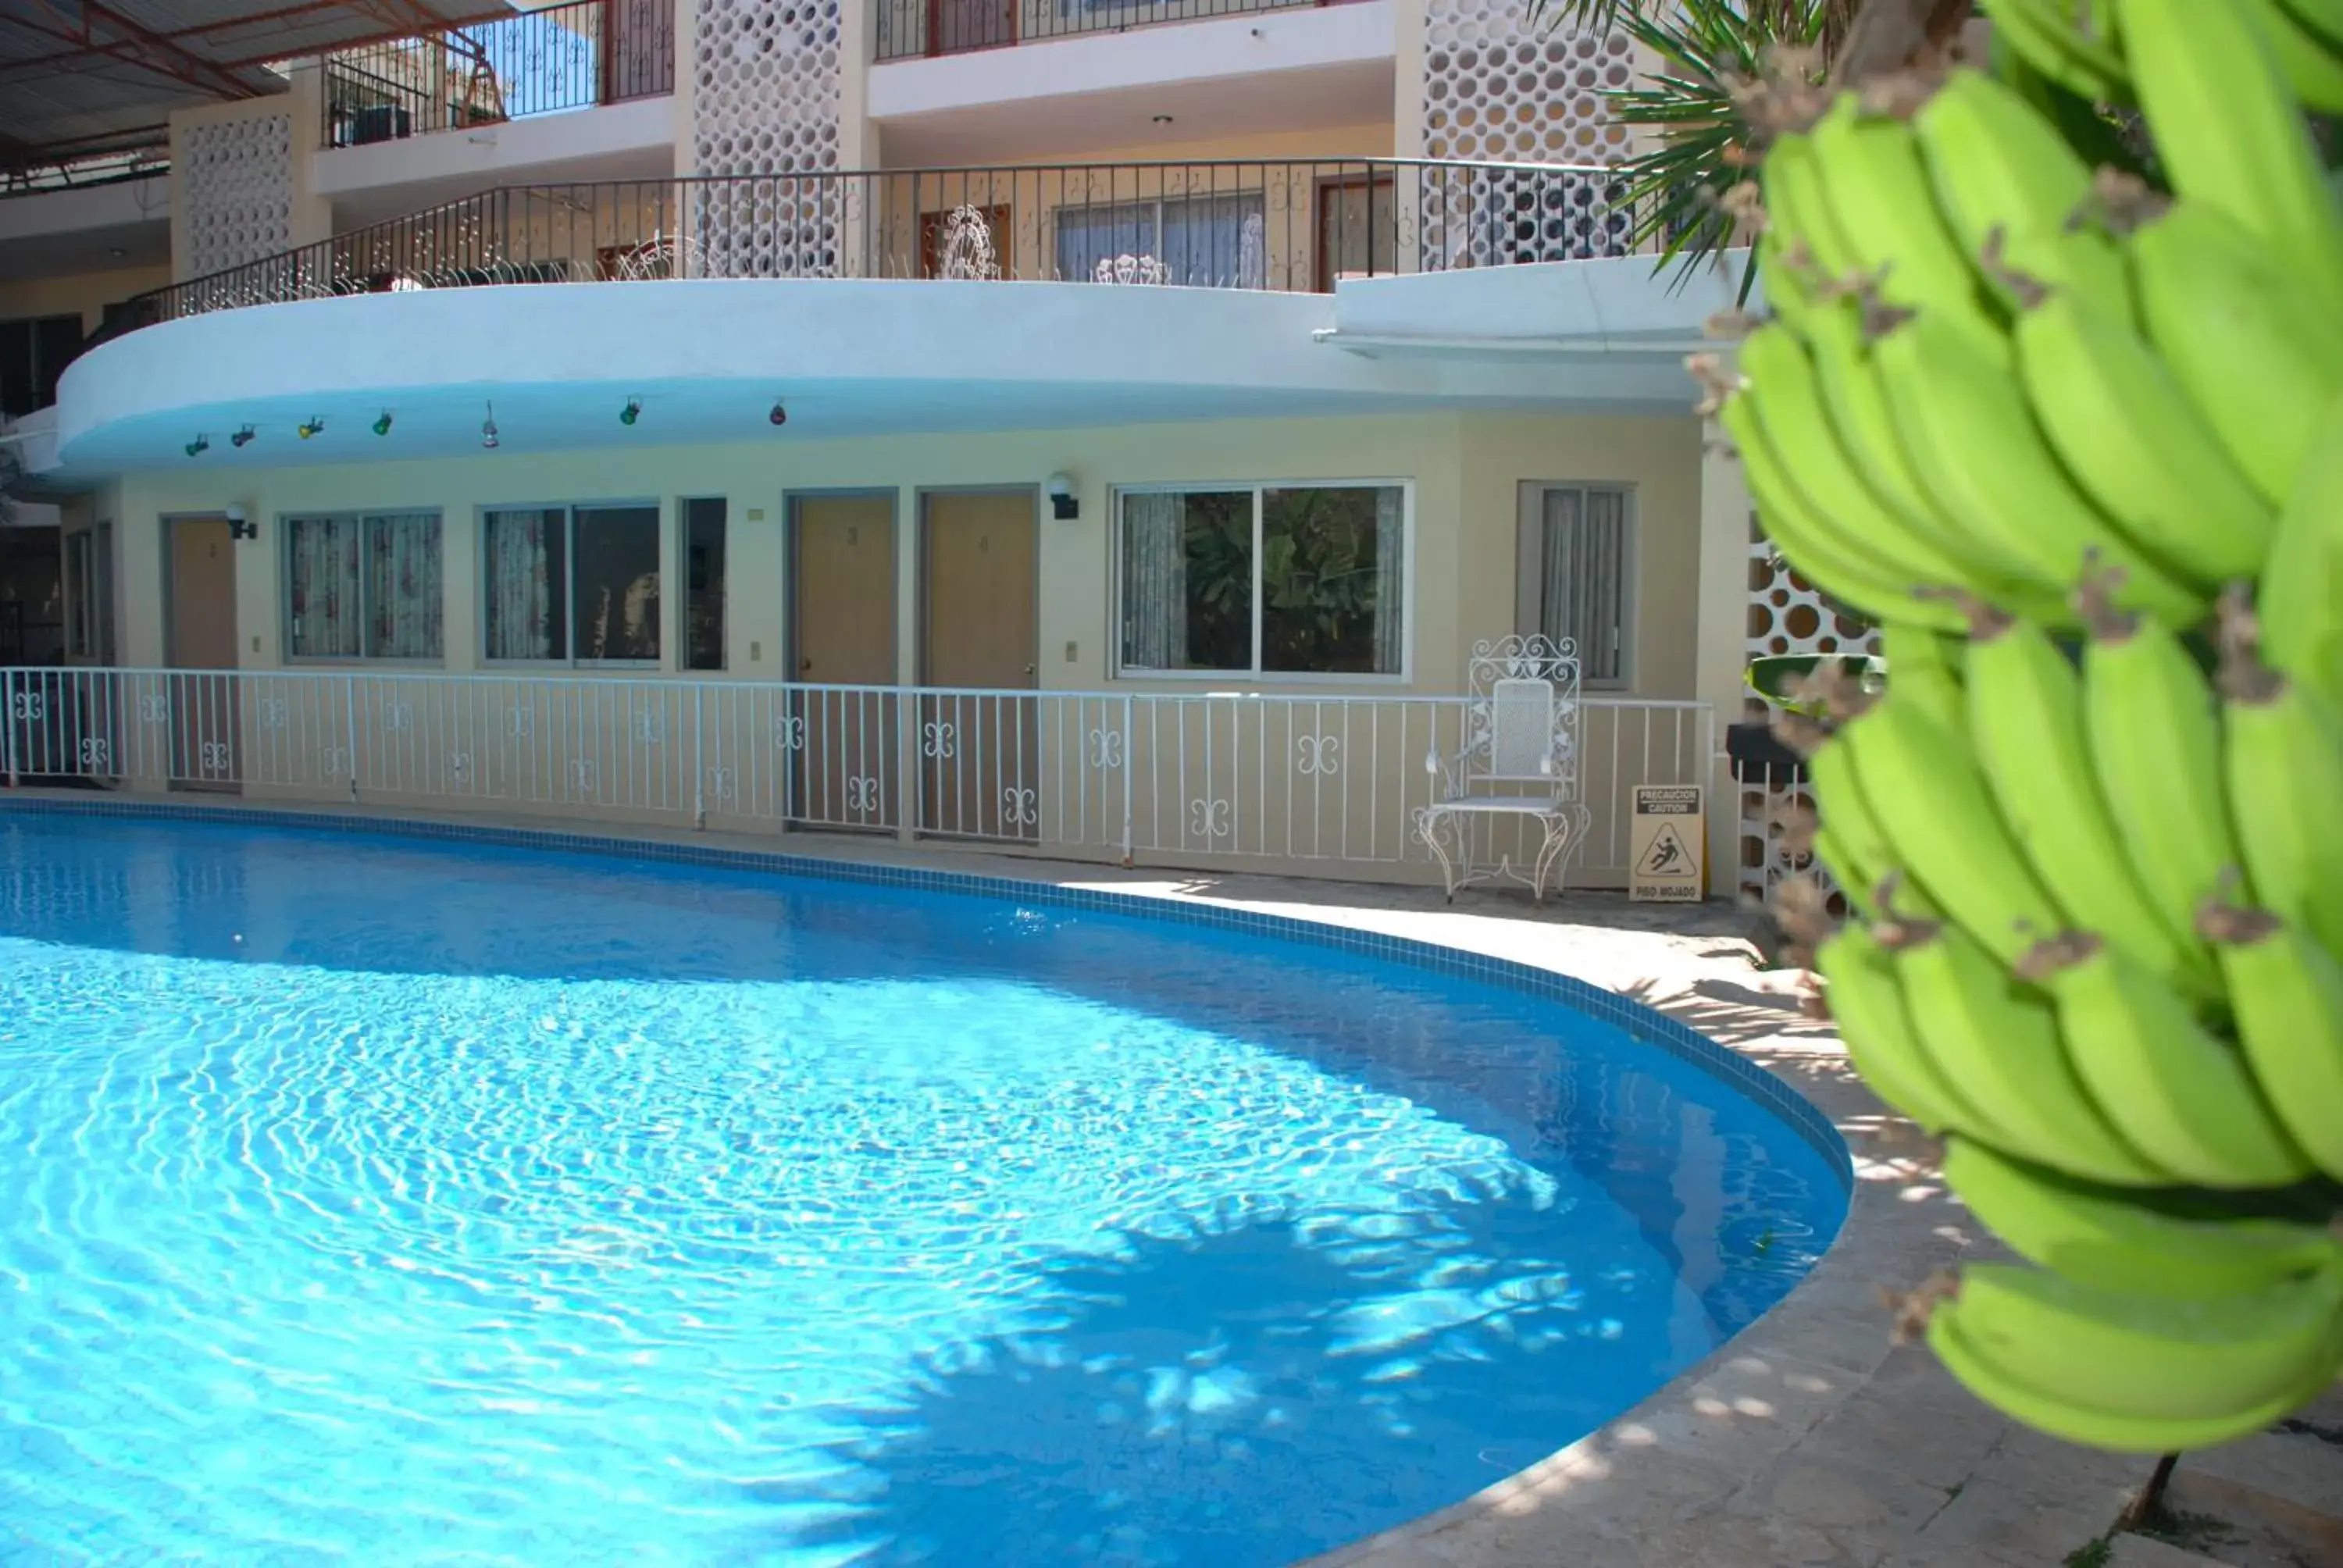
left=5, top=791, right=2338, bottom=1567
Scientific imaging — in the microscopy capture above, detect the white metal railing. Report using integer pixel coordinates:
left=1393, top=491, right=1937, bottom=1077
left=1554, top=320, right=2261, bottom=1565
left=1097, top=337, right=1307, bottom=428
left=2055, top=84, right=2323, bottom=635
left=0, top=668, right=1714, bottom=889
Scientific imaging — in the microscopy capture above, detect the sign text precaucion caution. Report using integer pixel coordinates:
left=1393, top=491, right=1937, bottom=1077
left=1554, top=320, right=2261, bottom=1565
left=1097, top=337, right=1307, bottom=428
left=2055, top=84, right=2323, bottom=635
left=1628, top=784, right=1705, bottom=903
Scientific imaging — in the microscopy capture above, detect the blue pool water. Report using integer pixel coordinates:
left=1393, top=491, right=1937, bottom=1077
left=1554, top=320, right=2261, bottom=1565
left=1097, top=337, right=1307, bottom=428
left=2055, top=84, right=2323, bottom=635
left=0, top=814, right=1846, bottom=1567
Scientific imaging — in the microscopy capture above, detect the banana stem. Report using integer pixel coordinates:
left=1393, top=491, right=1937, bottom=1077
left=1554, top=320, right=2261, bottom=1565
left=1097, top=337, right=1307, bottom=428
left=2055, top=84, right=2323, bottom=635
left=2113, top=1453, right=2182, bottom=1534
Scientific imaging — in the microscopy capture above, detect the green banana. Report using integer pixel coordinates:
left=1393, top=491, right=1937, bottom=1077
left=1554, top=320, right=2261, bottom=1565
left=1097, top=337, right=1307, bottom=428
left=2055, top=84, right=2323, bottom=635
left=1805, top=95, right=1997, bottom=329
left=1881, top=914, right=2166, bottom=1185
left=1735, top=326, right=1999, bottom=611
left=1806, top=735, right=1942, bottom=924
left=1762, top=130, right=1864, bottom=286
left=1943, top=1260, right=2343, bottom=1422
left=2248, top=0, right=2343, bottom=111
left=2201, top=901, right=2343, bottom=1182
left=1942, top=1136, right=2343, bottom=1299
left=1963, top=609, right=2216, bottom=994
left=1930, top=1298, right=2343, bottom=1454
left=2259, top=400, right=2343, bottom=707
left=1840, top=688, right=2065, bottom=968
left=1986, top=0, right=2131, bottom=105
left=2114, top=0, right=2343, bottom=288
left=1799, top=303, right=2070, bottom=620
left=1870, top=309, right=2209, bottom=625
left=2275, top=0, right=2343, bottom=52
left=2217, top=608, right=2343, bottom=958
left=1807, top=821, right=1874, bottom=919
left=2013, top=290, right=2277, bottom=589
left=1913, top=68, right=2136, bottom=318
left=2130, top=201, right=2343, bottom=509
left=1815, top=921, right=1984, bottom=1136
left=1720, top=393, right=1971, bottom=633
left=2020, top=933, right=2312, bottom=1188
left=2082, top=599, right=2246, bottom=950
left=1880, top=622, right=1969, bottom=731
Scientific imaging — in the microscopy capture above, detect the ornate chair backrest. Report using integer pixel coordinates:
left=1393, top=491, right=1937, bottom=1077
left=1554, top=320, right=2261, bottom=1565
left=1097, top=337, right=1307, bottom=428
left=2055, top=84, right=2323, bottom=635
left=1462, top=634, right=1582, bottom=793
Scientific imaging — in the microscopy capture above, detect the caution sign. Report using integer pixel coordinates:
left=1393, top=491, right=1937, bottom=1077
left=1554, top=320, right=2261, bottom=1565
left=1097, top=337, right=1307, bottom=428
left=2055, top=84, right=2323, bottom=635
left=1629, top=784, right=1706, bottom=903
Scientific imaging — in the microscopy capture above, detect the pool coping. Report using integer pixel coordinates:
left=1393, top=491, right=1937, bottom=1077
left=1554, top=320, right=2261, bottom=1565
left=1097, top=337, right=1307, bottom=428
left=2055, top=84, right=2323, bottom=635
left=5, top=791, right=2117, bottom=1566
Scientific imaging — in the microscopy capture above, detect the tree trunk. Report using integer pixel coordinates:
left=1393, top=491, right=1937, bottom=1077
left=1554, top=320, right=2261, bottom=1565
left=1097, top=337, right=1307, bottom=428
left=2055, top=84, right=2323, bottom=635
left=1832, top=0, right=1977, bottom=84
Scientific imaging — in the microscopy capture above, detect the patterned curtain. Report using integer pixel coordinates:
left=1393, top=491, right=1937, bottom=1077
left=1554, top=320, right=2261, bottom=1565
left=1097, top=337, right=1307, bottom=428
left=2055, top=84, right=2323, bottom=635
left=1373, top=486, right=1405, bottom=675
left=365, top=512, right=443, bottom=659
left=287, top=515, right=362, bottom=657
left=1542, top=486, right=1630, bottom=683
left=485, top=508, right=559, bottom=661
left=1119, top=492, right=1187, bottom=670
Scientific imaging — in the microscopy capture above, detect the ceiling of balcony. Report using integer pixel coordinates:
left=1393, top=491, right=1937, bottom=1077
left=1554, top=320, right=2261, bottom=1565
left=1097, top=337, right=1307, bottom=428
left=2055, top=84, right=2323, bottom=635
left=0, top=0, right=512, bottom=162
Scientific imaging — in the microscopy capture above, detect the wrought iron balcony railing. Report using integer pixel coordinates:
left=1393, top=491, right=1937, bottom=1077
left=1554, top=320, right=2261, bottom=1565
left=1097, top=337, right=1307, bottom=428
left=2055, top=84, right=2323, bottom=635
left=875, top=0, right=1344, bottom=62
left=321, top=0, right=675, bottom=150
left=0, top=128, right=170, bottom=198
left=113, top=159, right=1642, bottom=330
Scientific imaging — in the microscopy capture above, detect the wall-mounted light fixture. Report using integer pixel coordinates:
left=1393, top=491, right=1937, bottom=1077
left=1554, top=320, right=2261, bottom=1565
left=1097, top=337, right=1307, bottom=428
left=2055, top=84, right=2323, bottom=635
left=373, top=410, right=394, bottom=437
left=619, top=398, right=641, bottom=426
left=231, top=425, right=256, bottom=448
left=481, top=402, right=500, bottom=450
left=768, top=401, right=789, bottom=427
left=184, top=433, right=209, bottom=458
left=1047, top=471, right=1079, bottom=522
left=298, top=416, right=325, bottom=440
left=226, top=505, right=257, bottom=541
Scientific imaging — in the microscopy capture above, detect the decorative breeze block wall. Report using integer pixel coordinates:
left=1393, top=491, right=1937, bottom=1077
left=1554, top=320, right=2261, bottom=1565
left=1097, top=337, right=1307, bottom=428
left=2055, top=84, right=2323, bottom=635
left=1417, top=2, right=1637, bottom=266
left=181, top=113, right=295, bottom=280
left=690, top=0, right=844, bottom=277
left=1739, top=525, right=1881, bottom=910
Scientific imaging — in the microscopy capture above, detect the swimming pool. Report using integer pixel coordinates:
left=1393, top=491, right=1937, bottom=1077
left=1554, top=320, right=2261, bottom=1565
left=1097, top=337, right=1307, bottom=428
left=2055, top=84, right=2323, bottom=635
left=0, top=810, right=1846, bottom=1566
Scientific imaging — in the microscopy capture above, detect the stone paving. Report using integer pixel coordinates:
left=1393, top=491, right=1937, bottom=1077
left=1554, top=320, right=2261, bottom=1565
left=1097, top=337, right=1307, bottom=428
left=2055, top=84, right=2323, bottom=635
left=9, top=792, right=2341, bottom=1566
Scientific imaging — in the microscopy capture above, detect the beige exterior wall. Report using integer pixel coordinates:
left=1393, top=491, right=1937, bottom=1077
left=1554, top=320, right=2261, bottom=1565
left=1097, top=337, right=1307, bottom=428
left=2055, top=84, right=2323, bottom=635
left=0, top=264, right=175, bottom=337
left=102, top=410, right=1702, bottom=700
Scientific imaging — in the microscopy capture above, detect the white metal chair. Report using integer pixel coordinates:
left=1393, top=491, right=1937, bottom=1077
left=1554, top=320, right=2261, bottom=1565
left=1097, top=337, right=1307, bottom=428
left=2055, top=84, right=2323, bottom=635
left=1414, top=634, right=1592, bottom=902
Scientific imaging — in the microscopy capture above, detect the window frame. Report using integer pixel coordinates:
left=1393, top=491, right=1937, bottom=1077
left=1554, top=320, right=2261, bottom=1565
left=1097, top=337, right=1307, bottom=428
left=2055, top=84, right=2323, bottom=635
left=1052, top=188, right=1270, bottom=287
left=278, top=507, right=448, bottom=665
left=679, top=494, right=727, bottom=673
left=478, top=498, right=665, bottom=670
left=1109, top=478, right=1414, bottom=686
left=62, top=529, right=94, bottom=659
left=1516, top=479, right=1638, bottom=693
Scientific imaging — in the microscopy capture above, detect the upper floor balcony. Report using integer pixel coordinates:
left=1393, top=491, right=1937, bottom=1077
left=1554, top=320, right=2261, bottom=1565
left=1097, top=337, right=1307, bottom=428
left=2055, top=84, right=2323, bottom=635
left=875, top=0, right=1366, bottom=62
left=319, top=0, right=675, bottom=151
left=112, top=157, right=1645, bottom=330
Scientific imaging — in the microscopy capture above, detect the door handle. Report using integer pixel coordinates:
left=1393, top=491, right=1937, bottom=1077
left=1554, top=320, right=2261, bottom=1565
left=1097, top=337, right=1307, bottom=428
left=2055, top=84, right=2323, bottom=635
left=801, top=658, right=814, bottom=672
left=1024, top=664, right=1036, bottom=675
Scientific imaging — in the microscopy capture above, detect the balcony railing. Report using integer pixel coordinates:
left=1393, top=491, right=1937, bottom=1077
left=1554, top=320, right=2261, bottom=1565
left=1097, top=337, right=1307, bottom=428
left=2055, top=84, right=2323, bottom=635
left=321, top=0, right=675, bottom=150
left=1, top=129, right=170, bottom=198
left=0, top=667, right=1714, bottom=890
left=116, top=159, right=1642, bottom=328
left=876, top=0, right=1337, bottom=62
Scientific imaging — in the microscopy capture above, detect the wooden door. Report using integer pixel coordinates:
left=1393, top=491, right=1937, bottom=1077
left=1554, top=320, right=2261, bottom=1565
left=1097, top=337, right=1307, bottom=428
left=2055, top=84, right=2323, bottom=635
left=1317, top=174, right=1398, bottom=290
left=790, top=494, right=897, bottom=831
left=919, top=203, right=1013, bottom=279
left=920, top=490, right=1038, bottom=842
left=928, top=0, right=1015, bottom=54
left=167, top=517, right=241, bottom=790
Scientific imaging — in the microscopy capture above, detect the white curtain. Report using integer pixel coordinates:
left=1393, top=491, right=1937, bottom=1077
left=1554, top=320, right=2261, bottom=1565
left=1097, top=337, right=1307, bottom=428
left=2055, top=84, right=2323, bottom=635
left=365, top=512, right=443, bottom=659
left=287, top=515, right=362, bottom=657
left=1120, top=493, right=1188, bottom=670
left=1542, top=486, right=1629, bottom=683
left=1372, top=486, right=1405, bottom=675
left=486, top=508, right=561, bottom=661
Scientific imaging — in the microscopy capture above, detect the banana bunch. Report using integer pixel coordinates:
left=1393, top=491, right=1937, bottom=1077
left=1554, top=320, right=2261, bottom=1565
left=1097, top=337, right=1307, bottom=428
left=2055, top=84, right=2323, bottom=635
left=1993, top=0, right=2343, bottom=116
left=1732, top=0, right=2343, bottom=1453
